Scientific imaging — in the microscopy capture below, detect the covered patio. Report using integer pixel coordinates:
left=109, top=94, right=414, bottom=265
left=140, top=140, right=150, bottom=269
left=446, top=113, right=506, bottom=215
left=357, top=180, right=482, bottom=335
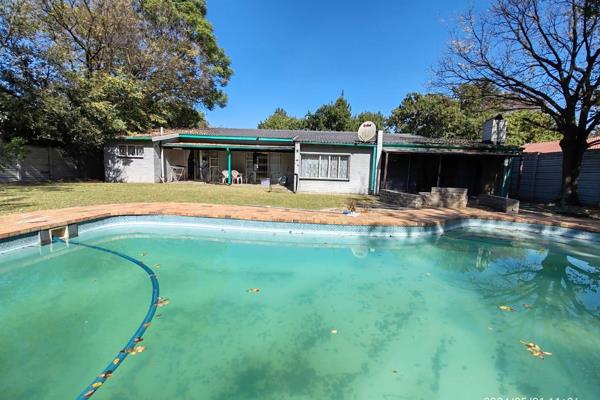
left=161, top=142, right=295, bottom=187
left=380, top=145, right=519, bottom=197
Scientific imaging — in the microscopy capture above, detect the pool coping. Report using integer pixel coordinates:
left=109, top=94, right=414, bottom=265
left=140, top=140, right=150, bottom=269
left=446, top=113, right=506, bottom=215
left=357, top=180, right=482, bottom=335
left=0, top=202, right=599, bottom=252
left=2, top=202, right=600, bottom=237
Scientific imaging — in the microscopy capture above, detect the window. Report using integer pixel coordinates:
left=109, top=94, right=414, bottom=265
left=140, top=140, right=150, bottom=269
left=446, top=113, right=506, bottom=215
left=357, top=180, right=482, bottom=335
left=301, top=153, right=349, bottom=180
left=117, top=145, right=144, bottom=158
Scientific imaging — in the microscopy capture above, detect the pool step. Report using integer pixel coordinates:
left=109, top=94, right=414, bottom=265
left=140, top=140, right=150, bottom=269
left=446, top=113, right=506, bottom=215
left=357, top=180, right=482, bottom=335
left=39, top=224, right=78, bottom=245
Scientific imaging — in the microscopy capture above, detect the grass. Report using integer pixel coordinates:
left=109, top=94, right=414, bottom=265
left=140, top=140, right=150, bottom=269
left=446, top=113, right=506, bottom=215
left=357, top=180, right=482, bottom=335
left=0, top=182, right=373, bottom=215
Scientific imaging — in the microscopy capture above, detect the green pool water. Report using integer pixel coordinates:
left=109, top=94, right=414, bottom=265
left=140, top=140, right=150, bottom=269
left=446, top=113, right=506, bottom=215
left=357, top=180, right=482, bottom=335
left=1, top=224, right=599, bottom=399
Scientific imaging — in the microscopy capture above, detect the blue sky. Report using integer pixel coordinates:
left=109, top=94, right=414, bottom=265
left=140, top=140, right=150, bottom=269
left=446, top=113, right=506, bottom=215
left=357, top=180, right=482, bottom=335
left=205, top=0, right=478, bottom=128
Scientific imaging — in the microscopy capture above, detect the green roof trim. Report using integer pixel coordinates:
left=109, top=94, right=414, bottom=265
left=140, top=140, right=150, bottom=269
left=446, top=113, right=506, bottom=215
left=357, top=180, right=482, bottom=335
left=383, top=142, right=520, bottom=153
left=122, top=136, right=153, bottom=141
left=178, top=134, right=294, bottom=142
left=300, top=142, right=375, bottom=147
left=163, top=143, right=293, bottom=151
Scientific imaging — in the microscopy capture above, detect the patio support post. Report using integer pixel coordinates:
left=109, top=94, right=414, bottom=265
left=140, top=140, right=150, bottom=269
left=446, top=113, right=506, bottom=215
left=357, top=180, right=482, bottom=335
left=501, top=156, right=513, bottom=197
left=436, top=155, right=442, bottom=187
left=160, top=144, right=166, bottom=183
left=406, top=155, right=411, bottom=192
left=382, top=152, right=389, bottom=190
left=227, top=147, right=232, bottom=185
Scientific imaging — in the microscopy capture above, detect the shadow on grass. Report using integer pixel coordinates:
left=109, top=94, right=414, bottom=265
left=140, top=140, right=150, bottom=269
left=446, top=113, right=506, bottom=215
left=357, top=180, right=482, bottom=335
left=0, top=196, right=32, bottom=214
left=0, top=182, right=76, bottom=214
left=0, top=182, right=77, bottom=192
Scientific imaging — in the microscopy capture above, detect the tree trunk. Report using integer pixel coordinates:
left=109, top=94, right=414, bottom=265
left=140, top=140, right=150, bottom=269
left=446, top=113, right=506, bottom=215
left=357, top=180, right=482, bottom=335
left=559, top=133, right=588, bottom=206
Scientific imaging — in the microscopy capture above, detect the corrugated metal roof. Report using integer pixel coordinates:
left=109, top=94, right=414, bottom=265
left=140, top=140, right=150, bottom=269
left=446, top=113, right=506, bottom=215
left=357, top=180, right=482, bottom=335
left=523, top=136, right=600, bottom=153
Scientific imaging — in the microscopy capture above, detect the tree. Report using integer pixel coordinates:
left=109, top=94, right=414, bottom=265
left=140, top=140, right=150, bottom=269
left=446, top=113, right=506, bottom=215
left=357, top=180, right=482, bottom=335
left=0, top=0, right=229, bottom=173
left=386, top=92, right=469, bottom=138
left=257, top=108, right=304, bottom=130
left=0, top=137, right=27, bottom=167
left=438, top=0, right=600, bottom=205
left=350, top=111, right=387, bottom=132
left=304, top=95, right=353, bottom=131
left=505, top=110, right=561, bottom=146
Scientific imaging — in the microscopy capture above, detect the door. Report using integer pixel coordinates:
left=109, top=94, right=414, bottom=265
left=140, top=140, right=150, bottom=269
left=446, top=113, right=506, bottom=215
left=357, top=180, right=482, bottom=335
left=269, top=153, right=281, bottom=182
left=255, top=153, right=269, bottom=180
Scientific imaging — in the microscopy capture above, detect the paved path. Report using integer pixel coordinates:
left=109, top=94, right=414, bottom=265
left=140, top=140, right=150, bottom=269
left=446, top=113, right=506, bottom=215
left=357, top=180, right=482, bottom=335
left=1, top=203, right=599, bottom=240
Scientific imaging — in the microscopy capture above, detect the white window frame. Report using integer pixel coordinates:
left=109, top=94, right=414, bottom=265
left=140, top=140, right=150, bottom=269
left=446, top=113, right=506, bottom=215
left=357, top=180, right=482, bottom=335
left=117, top=144, right=144, bottom=158
left=300, top=152, right=350, bottom=181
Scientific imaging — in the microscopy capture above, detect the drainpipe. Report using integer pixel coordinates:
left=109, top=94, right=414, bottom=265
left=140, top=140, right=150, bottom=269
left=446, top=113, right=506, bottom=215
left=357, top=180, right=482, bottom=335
left=374, top=130, right=383, bottom=194
left=227, top=147, right=232, bottom=185
left=160, top=144, right=166, bottom=183
left=293, top=142, right=301, bottom=193
left=370, top=145, right=377, bottom=194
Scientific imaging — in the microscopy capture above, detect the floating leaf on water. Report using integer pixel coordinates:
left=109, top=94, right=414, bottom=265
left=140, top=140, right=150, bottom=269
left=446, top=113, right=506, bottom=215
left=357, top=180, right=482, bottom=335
left=499, top=305, right=515, bottom=312
left=156, top=297, right=170, bottom=307
left=246, top=288, right=261, bottom=294
left=520, top=340, right=552, bottom=359
left=154, top=264, right=160, bottom=269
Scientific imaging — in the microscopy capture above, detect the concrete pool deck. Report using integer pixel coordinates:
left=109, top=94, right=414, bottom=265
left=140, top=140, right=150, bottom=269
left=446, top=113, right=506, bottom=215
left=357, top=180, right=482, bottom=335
left=1, top=202, right=600, bottom=240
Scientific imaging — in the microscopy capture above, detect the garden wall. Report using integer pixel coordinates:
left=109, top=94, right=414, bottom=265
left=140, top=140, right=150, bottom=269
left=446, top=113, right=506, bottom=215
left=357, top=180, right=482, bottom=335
left=0, top=145, right=80, bottom=183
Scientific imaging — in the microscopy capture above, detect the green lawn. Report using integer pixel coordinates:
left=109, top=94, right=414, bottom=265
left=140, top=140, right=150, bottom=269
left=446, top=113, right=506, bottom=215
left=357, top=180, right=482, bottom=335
left=0, top=182, right=373, bottom=215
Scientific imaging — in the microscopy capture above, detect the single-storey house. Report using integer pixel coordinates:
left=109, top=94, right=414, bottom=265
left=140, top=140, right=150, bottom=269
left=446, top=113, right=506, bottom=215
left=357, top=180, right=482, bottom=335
left=104, top=125, right=521, bottom=196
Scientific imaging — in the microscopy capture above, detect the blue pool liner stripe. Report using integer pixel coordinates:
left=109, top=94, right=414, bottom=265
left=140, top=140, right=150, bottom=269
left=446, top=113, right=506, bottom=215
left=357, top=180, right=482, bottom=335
left=57, top=239, right=160, bottom=400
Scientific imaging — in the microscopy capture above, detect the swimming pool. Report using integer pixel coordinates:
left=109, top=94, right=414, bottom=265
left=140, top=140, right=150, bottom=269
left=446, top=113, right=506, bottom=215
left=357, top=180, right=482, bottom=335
left=1, top=217, right=599, bottom=399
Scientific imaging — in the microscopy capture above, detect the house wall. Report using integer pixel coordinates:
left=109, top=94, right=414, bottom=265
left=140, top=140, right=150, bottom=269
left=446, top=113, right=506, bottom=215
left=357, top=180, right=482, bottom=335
left=296, top=144, right=373, bottom=194
left=104, top=141, right=160, bottom=183
left=511, top=150, right=600, bottom=205
left=0, top=145, right=79, bottom=183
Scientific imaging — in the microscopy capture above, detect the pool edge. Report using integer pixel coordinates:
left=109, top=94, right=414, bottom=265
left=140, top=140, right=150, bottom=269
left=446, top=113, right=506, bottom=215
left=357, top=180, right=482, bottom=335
left=1, top=214, right=599, bottom=254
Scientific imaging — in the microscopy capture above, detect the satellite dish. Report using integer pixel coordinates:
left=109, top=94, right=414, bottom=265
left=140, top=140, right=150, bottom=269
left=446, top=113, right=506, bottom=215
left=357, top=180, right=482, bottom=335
left=357, top=121, right=377, bottom=142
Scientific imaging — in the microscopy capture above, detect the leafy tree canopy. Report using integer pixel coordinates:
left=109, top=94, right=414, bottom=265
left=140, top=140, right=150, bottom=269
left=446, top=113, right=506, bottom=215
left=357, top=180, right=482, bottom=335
left=349, top=111, right=387, bottom=132
left=504, top=110, right=561, bottom=146
left=257, top=108, right=304, bottom=130
left=387, top=92, right=469, bottom=138
left=304, top=96, right=353, bottom=131
left=387, top=83, right=561, bottom=143
left=0, top=0, right=230, bottom=166
left=258, top=96, right=386, bottom=133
